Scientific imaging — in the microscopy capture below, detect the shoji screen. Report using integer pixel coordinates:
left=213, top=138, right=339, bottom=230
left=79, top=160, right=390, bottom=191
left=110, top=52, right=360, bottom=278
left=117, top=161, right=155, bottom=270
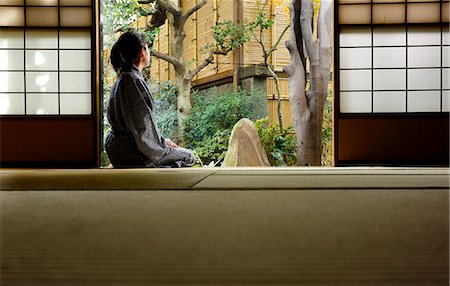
left=0, top=0, right=99, bottom=167
left=335, top=0, right=449, bottom=165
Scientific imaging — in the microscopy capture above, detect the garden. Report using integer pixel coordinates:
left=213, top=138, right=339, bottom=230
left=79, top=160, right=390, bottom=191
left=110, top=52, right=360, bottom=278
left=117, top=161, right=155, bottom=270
left=101, top=0, right=333, bottom=167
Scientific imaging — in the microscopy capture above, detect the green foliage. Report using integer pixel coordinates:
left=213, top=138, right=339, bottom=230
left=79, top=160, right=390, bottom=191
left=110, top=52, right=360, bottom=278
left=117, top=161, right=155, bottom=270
left=183, top=88, right=266, bottom=165
left=211, top=20, right=254, bottom=54
left=102, top=0, right=140, bottom=48
left=191, top=129, right=231, bottom=167
left=255, top=118, right=297, bottom=166
left=321, top=88, right=333, bottom=166
left=152, top=81, right=179, bottom=142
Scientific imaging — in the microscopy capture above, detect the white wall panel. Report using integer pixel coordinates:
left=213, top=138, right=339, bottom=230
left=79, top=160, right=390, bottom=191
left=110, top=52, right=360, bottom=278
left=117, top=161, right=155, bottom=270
left=60, top=72, right=91, bottom=92
left=26, top=93, right=58, bottom=115
left=407, top=91, right=441, bottom=112
left=443, top=68, right=449, bottom=89
left=0, top=50, right=24, bottom=70
left=339, top=27, right=371, bottom=47
left=373, top=26, right=406, bottom=46
left=373, top=91, right=406, bottom=112
left=373, top=69, right=406, bottom=90
left=408, top=69, right=441, bottom=90
left=60, top=93, right=91, bottom=115
left=340, top=92, right=372, bottom=113
left=373, top=47, right=406, bottom=68
left=26, top=30, right=58, bottom=49
left=26, top=50, right=58, bottom=70
left=0, top=72, right=24, bottom=92
left=408, top=26, right=441, bottom=45
left=339, top=48, right=371, bottom=68
left=0, top=29, right=24, bottom=48
left=60, top=30, right=91, bottom=49
left=443, top=46, right=449, bottom=68
left=407, top=47, right=441, bottom=68
left=443, top=91, right=450, bottom=112
left=26, top=72, right=58, bottom=92
left=0, top=93, right=25, bottom=115
left=59, top=51, right=91, bottom=70
left=340, top=70, right=372, bottom=90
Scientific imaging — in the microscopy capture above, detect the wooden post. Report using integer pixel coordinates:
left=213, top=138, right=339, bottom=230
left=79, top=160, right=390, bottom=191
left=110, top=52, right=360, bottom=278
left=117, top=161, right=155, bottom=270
left=232, top=0, right=243, bottom=92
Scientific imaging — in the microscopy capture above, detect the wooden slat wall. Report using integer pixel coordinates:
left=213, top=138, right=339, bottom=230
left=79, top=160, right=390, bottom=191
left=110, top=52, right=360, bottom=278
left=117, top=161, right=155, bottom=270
left=197, top=0, right=218, bottom=78
left=216, top=0, right=234, bottom=74
left=266, top=78, right=293, bottom=126
left=272, top=0, right=291, bottom=70
left=242, top=0, right=271, bottom=66
left=182, top=0, right=198, bottom=79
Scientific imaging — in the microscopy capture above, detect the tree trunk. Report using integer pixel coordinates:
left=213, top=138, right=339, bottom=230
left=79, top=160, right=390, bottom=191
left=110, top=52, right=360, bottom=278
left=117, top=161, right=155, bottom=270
left=284, top=0, right=332, bottom=166
left=167, top=12, right=191, bottom=142
left=267, top=65, right=283, bottom=130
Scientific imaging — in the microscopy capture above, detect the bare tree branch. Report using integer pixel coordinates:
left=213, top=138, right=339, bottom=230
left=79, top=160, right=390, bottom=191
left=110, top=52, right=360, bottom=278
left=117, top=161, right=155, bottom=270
left=157, top=0, right=182, bottom=17
left=182, top=0, right=207, bottom=22
left=189, top=50, right=214, bottom=79
left=267, top=23, right=290, bottom=55
left=151, top=49, right=183, bottom=69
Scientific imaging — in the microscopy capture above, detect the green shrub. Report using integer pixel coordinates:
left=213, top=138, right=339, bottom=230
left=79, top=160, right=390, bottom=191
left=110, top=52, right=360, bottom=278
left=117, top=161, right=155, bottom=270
left=255, top=117, right=297, bottom=166
left=184, top=87, right=266, bottom=165
left=152, top=81, right=179, bottom=142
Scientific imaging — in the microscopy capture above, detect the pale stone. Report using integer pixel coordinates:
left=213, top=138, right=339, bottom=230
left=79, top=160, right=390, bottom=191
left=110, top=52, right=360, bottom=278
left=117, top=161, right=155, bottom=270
left=222, top=118, right=271, bottom=167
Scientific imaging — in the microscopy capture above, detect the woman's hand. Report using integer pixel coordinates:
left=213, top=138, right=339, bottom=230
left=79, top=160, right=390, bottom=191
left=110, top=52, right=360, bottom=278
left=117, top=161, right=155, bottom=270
left=165, top=138, right=178, bottom=148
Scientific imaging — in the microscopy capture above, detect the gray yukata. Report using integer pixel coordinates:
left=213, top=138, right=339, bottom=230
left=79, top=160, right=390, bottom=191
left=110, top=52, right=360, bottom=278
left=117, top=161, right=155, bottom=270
left=105, top=65, right=194, bottom=168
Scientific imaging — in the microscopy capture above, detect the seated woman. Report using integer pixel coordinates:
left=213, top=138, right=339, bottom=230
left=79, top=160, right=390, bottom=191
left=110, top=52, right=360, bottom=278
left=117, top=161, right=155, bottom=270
left=105, top=31, right=194, bottom=168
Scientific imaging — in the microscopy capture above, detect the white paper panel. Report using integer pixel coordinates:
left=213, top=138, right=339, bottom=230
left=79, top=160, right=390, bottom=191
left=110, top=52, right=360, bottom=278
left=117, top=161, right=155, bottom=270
left=26, top=72, right=58, bottom=92
left=60, top=93, right=91, bottom=115
left=443, top=91, right=450, bottom=112
left=25, top=50, right=58, bottom=70
left=60, top=7, right=92, bottom=27
left=26, top=0, right=58, bottom=5
left=25, top=30, right=58, bottom=49
left=443, top=47, right=449, bottom=68
left=407, top=3, right=440, bottom=23
left=373, top=91, right=406, bottom=112
left=0, top=7, right=25, bottom=26
left=0, top=72, right=24, bottom=92
left=443, top=69, right=449, bottom=89
left=407, top=26, right=441, bottom=46
left=407, top=91, right=440, bottom=112
left=373, top=69, right=406, bottom=90
left=340, top=70, right=372, bottom=90
left=338, top=5, right=371, bottom=25
left=0, top=50, right=24, bottom=70
left=373, top=26, right=406, bottom=46
left=0, top=29, right=24, bottom=48
left=59, top=51, right=91, bottom=70
left=373, top=47, right=406, bottom=68
left=444, top=26, right=450, bottom=45
left=26, top=7, right=58, bottom=27
left=407, top=47, right=441, bottom=68
left=372, top=4, right=405, bottom=24
left=339, top=48, right=371, bottom=68
left=339, top=27, right=371, bottom=47
left=340, top=92, right=372, bottom=113
left=60, top=0, right=92, bottom=5
left=26, top=93, right=58, bottom=115
left=60, top=72, right=91, bottom=92
left=407, top=69, right=440, bottom=90
left=60, top=30, right=91, bottom=49
left=0, top=93, right=25, bottom=115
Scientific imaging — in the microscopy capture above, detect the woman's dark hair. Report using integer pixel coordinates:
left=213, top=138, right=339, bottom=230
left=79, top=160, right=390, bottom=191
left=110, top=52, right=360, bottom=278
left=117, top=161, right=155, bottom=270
left=110, top=31, right=147, bottom=73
